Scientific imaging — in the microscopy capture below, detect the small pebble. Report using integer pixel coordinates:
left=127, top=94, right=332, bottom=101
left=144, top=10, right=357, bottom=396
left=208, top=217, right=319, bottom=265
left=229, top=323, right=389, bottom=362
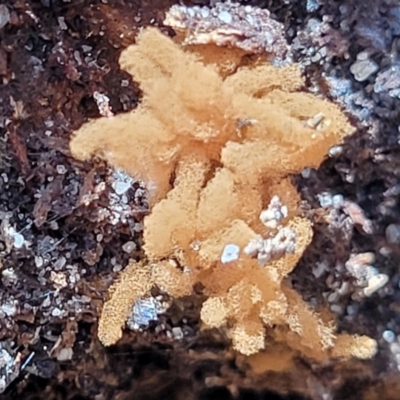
left=56, top=165, right=67, bottom=174
left=327, top=291, right=340, bottom=303
left=332, top=194, right=344, bottom=208
left=218, top=10, right=232, bottom=24
left=317, top=192, right=333, bottom=208
left=383, top=330, right=396, bottom=343
left=113, top=180, right=131, bottom=195
left=82, top=44, right=92, bottom=53
left=122, top=241, right=137, bottom=253
left=35, top=256, right=44, bottom=268
left=390, top=342, right=400, bottom=354
left=57, top=16, right=68, bottom=30
left=51, top=308, right=63, bottom=317
left=134, top=223, right=143, bottom=232
left=347, top=304, right=358, bottom=315
left=128, top=297, right=158, bottom=329
left=301, top=167, right=312, bottom=178
left=328, top=145, right=343, bottom=157
left=172, top=327, right=184, bottom=340
left=330, top=304, right=343, bottom=314
left=386, top=223, right=400, bottom=244
left=57, top=348, right=73, bottom=361
left=221, top=244, right=240, bottom=264
left=1, top=301, right=17, bottom=317
left=350, top=56, right=379, bottom=82
left=12, top=233, right=24, bottom=248
left=363, top=274, right=389, bottom=296
left=306, top=0, right=321, bottom=12
left=0, top=4, right=10, bottom=29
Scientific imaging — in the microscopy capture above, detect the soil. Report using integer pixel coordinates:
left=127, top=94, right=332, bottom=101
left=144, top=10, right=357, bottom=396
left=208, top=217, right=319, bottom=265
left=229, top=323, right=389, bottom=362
left=1, top=0, right=400, bottom=399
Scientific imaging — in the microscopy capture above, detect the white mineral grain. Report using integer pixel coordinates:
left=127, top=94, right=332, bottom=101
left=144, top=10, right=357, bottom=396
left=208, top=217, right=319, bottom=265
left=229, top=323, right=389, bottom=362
left=221, top=243, right=240, bottom=263
left=363, top=274, right=389, bottom=296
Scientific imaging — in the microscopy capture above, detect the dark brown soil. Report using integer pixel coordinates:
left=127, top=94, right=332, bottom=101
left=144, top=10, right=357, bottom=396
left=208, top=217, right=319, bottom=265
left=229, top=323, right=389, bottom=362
left=1, top=0, right=400, bottom=399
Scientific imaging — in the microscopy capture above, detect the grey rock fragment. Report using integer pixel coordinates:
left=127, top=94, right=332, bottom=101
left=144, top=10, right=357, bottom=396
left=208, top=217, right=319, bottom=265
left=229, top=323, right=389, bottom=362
left=57, top=348, right=73, bottom=361
left=350, top=53, right=379, bottom=82
left=374, top=66, right=400, bottom=97
left=172, top=327, right=184, bottom=340
left=0, top=5, right=10, bottom=30
left=164, top=2, right=290, bottom=61
left=386, top=223, right=400, bottom=244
